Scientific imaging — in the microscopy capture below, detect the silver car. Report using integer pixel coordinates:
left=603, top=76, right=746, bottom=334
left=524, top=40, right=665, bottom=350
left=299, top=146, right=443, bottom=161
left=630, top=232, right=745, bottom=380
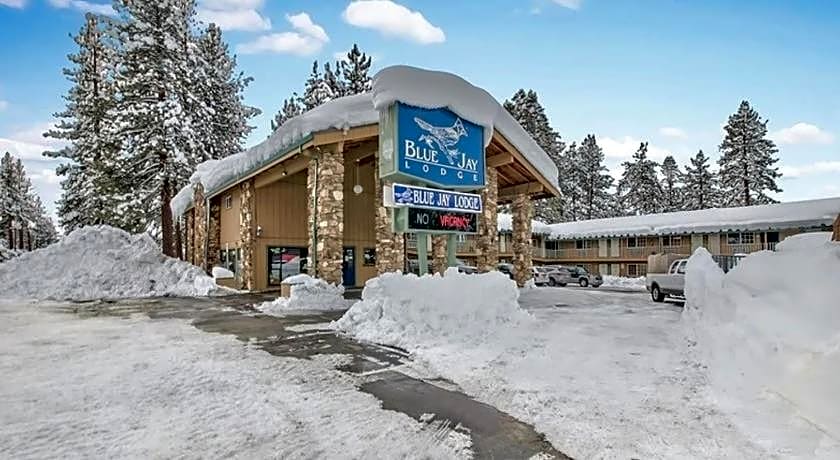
left=541, top=266, right=573, bottom=287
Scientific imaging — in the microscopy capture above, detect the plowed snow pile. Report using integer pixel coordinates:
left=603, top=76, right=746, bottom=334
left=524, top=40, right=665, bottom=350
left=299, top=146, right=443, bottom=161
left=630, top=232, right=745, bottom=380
left=684, top=232, right=840, bottom=457
left=333, top=268, right=532, bottom=351
left=0, top=226, right=217, bottom=301
left=257, top=274, right=351, bottom=315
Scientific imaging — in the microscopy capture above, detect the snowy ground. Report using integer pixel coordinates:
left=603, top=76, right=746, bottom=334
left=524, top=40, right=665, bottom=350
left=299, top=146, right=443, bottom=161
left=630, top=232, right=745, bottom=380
left=0, top=301, right=471, bottom=459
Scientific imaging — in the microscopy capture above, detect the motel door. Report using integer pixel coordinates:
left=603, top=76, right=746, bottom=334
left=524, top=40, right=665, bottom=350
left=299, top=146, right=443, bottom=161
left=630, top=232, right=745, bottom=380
left=342, top=247, right=356, bottom=287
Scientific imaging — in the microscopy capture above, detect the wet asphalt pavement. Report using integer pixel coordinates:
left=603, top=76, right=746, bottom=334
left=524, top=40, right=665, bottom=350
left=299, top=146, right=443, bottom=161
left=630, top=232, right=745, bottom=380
left=56, top=294, right=569, bottom=459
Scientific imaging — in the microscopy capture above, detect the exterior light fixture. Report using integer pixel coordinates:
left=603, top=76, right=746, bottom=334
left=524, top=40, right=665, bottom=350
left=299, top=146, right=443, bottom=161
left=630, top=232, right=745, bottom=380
left=353, top=159, right=363, bottom=195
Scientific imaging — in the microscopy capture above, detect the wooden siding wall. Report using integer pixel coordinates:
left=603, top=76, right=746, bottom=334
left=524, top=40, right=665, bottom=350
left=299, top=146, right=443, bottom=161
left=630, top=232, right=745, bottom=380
left=343, top=147, right=377, bottom=286
left=254, top=170, right=309, bottom=290
left=219, top=187, right=241, bottom=246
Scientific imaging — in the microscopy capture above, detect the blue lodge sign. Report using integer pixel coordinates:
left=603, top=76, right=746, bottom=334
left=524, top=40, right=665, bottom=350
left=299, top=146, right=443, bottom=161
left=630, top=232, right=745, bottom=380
left=388, top=183, right=482, bottom=214
left=379, top=103, right=486, bottom=189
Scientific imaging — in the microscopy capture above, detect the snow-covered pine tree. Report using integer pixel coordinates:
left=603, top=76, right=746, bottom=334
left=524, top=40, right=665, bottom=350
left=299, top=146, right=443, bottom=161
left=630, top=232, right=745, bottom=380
left=270, top=95, right=303, bottom=132
left=503, top=89, right=566, bottom=222
left=660, top=155, right=683, bottom=212
left=340, top=44, right=372, bottom=95
left=195, top=23, right=260, bottom=160
left=43, top=13, right=125, bottom=232
left=617, top=142, right=662, bottom=215
left=323, top=62, right=346, bottom=98
left=718, top=100, right=782, bottom=207
left=110, top=0, right=208, bottom=255
left=558, top=142, right=585, bottom=221
left=302, top=61, right=334, bottom=111
left=683, top=150, right=719, bottom=210
left=577, top=135, right=613, bottom=220
left=0, top=153, right=58, bottom=250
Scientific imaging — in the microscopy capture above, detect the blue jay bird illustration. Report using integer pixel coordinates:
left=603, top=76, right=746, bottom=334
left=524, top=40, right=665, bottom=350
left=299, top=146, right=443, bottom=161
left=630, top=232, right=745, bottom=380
left=414, top=117, right=468, bottom=165
left=395, top=187, right=413, bottom=204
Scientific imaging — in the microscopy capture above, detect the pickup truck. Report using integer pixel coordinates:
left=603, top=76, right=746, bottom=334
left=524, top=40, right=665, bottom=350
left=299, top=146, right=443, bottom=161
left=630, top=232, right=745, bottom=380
left=645, top=259, right=687, bottom=302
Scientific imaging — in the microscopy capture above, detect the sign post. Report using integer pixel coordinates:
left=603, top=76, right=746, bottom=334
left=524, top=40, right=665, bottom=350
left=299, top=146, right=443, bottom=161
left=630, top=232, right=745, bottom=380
left=378, top=102, right=487, bottom=274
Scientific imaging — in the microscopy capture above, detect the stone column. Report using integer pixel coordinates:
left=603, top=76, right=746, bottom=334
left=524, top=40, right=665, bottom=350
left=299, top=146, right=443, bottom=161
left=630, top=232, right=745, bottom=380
left=206, top=200, right=221, bottom=272
left=184, top=209, right=194, bottom=265
left=307, top=148, right=344, bottom=285
left=833, top=214, right=840, bottom=242
left=192, top=183, right=207, bottom=270
left=431, top=234, right=448, bottom=274
left=239, top=179, right=256, bottom=290
left=374, top=159, right=405, bottom=274
left=476, top=167, right=499, bottom=272
left=512, top=194, right=534, bottom=287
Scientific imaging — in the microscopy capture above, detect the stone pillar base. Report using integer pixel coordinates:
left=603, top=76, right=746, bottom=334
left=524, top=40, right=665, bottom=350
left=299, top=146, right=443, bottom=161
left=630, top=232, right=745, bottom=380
left=432, top=234, right=448, bottom=274
left=476, top=167, right=499, bottom=272
left=512, top=194, right=533, bottom=287
left=239, top=179, right=256, bottom=290
left=308, top=148, right=344, bottom=285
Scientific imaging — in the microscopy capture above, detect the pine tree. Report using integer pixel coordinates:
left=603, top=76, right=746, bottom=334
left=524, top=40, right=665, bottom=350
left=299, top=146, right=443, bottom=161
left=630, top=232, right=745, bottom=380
left=195, top=23, right=260, bottom=160
left=558, top=142, right=585, bottom=221
left=323, top=62, right=346, bottom=98
left=302, top=60, right=334, bottom=111
left=340, top=44, right=372, bottom=95
left=270, top=94, right=303, bottom=132
left=683, top=150, right=719, bottom=210
left=110, top=0, right=208, bottom=255
left=617, top=142, right=662, bottom=215
left=577, top=135, right=613, bottom=220
left=660, top=155, right=683, bottom=212
left=503, top=89, right=566, bottom=222
left=718, top=100, right=782, bottom=207
left=43, top=13, right=126, bottom=232
left=0, top=153, right=58, bottom=250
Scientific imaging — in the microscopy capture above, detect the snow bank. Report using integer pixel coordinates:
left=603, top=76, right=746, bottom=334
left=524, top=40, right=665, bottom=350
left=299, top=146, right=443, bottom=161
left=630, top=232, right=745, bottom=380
left=0, top=226, right=218, bottom=301
left=683, top=233, right=840, bottom=454
left=545, top=197, right=840, bottom=238
left=212, top=266, right=235, bottom=279
left=257, top=274, right=350, bottom=315
left=600, top=275, right=646, bottom=291
left=333, top=268, right=531, bottom=350
left=173, top=65, right=561, bottom=216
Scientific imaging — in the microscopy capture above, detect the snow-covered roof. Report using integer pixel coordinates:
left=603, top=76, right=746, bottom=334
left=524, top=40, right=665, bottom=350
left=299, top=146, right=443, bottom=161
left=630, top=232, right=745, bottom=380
left=497, top=213, right=553, bottom=235
left=172, top=65, right=559, bottom=217
left=537, top=197, right=840, bottom=240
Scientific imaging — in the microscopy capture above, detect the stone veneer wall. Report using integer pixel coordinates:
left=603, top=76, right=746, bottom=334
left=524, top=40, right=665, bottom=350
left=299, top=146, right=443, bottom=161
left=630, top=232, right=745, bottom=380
left=476, top=167, right=499, bottom=272
left=833, top=214, right=840, bottom=242
left=184, top=209, right=194, bottom=265
left=431, top=235, right=448, bottom=274
left=239, top=179, right=256, bottom=290
left=511, top=194, right=534, bottom=287
left=192, top=183, right=207, bottom=270
left=307, top=148, right=344, bottom=285
left=374, top=159, right=405, bottom=274
left=206, top=200, right=221, bottom=272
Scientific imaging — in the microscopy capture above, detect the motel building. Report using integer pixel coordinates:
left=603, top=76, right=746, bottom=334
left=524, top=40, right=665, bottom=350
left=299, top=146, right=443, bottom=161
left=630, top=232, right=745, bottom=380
left=173, top=66, right=560, bottom=290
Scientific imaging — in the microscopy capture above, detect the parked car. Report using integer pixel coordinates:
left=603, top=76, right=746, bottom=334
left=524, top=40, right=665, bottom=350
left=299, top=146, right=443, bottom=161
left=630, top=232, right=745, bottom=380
left=542, top=266, right=572, bottom=287
left=531, top=267, right=550, bottom=286
left=457, top=259, right=478, bottom=274
left=559, top=265, right=603, bottom=287
left=645, top=259, right=687, bottom=302
left=496, top=262, right=514, bottom=279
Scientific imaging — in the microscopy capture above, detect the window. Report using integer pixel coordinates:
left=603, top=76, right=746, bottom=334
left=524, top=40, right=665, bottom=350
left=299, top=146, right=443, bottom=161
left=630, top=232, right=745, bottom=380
left=363, top=248, right=376, bottom=266
left=545, top=240, right=560, bottom=251
left=626, top=237, right=645, bottom=248
left=223, top=195, right=233, bottom=209
left=219, top=248, right=240, bottom=276
left=575, top=240, right=595, bottom=249
left=267, top=246, right=308, bottom=286
left=627, top=263, right=648, bottom=277
left=740, top=232, right=755, bottom=244
left=727, top=232, right=755, bottom=245
left=662, top=235, right=682, bottom=247
left=676, top=261, right=687, bottom=274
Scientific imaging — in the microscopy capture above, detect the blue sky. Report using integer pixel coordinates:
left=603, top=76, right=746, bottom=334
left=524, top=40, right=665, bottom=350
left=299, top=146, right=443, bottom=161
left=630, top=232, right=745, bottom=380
left=1, top=0, right=839, bottom=223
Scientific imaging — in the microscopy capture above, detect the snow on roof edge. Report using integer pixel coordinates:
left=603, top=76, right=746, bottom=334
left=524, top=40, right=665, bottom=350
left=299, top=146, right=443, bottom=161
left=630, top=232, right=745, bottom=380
left=172, top=66, right=560, bottom=217
left=535, top=197, right=840, bottom=240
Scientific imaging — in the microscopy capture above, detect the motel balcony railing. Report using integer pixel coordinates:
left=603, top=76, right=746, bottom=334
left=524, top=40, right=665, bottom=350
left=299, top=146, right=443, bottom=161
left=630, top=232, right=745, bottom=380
left=722, top=242, right=777, bottom=255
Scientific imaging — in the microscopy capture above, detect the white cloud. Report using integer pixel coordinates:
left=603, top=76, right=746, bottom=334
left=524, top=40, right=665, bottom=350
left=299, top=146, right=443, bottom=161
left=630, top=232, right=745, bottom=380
left=658, top=126, right=687, bottom=140
left=196, top=0, right=270, bottom=32
left=29, top=168, right=61, bottom=185
left=342, top=0, right=445, bottom=45
left=771, top=122, right=834, bottom=145
left=0, top=0, right=26, bottom=8
left=598, top=136, right=672, bottom=161
left=552, top=0, right=582, bottom=10
left=237, top=12, right=328, bottom=55
left=0, top=100, right=8, bottom=111
left=48, top=0, right=115, bottom=15
left=780, top=161, right=840, bottom=178
left=0, top=122, right=68, bottom=161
